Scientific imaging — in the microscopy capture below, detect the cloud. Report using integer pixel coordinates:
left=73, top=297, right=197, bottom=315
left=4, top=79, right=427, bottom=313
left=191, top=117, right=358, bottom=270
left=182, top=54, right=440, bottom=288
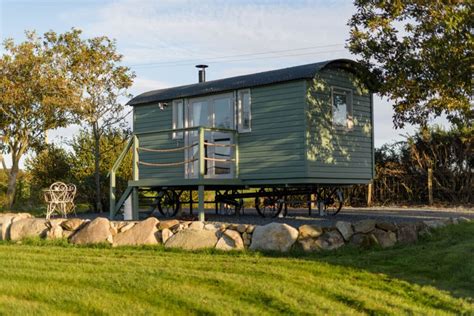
left=70, top=0, right=354, bottom=66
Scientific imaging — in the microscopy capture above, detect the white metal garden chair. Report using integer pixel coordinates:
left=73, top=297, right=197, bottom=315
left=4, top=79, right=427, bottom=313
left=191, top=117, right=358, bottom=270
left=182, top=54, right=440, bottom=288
left=44, top=182, right=77, bottom=219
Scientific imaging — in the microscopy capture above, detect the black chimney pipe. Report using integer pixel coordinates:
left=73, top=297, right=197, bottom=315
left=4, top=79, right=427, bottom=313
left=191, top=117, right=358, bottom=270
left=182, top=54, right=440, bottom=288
left=196, top=64, right=208, bottom=83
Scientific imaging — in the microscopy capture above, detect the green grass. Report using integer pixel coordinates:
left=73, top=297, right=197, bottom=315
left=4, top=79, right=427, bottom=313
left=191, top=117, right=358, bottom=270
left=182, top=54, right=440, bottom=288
left=0, top=224, right=473, bottom=315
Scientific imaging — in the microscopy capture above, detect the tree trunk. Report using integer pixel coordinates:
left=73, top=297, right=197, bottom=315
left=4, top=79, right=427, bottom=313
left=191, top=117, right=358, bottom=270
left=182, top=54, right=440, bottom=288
left=6, top=156, right=20, bottom=209
left=93, top=123, right=103, bottom=213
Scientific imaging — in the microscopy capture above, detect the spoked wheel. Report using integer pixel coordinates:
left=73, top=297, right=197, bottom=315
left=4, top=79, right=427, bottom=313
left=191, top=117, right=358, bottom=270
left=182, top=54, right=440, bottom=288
left=319, top=187, right=344, bottom=216
left=255, top=188, right=284, bottom=218
left=157, top=190, right=181, bottom=217
left=216, top=190, right=242, bottom=216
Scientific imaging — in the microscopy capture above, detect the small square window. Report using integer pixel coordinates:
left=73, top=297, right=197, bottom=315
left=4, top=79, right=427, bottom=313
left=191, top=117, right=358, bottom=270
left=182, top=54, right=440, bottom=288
left=172, top=100, right=184, bottom=139
left=331, top=88, right=353, bottom=129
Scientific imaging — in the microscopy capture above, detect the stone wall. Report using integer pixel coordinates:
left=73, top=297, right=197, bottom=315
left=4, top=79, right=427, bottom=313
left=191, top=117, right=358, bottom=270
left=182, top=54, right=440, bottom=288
left=0, top=213, right=470, bottom=252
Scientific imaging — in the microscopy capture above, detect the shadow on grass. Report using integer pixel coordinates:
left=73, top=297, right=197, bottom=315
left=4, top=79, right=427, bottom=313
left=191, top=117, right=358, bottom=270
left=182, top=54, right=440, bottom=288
left=4, top=223, right=473, bottom=303
left=257, top=222, right=474, bottom=301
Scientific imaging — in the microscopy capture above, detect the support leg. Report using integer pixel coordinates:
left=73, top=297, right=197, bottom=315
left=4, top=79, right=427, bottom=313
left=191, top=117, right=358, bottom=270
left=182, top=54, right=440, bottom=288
left=198, top=185, right=205, bottom=222
left=132, top=187, right=139, bottom=220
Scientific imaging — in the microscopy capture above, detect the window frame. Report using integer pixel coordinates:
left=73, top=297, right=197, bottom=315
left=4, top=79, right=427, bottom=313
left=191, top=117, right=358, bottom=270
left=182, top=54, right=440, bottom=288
left=172, top=99, right=185, bottom=139
left=237, top=89, right=251, bottom=133
left=331, top=86, right=353, bottom=130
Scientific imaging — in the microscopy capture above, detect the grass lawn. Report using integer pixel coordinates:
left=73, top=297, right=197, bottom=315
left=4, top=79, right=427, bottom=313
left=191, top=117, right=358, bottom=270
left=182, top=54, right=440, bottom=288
left=0, top=223, right=472, bottom=315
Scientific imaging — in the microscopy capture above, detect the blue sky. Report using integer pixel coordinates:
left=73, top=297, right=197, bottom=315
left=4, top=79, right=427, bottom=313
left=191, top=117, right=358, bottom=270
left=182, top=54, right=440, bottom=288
left=1, top=0, right=439, bottom=167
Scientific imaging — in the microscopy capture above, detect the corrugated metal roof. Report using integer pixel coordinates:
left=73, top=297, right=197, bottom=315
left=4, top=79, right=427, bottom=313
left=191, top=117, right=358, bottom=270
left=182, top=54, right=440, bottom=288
left=128, top=58, right=363, bottom=106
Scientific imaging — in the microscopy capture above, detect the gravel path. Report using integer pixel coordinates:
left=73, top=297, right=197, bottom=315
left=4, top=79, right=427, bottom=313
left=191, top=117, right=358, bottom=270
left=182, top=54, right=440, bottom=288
left=83, top=206, right=473, bottom=228
left=203, top=206, right=473, bottom=227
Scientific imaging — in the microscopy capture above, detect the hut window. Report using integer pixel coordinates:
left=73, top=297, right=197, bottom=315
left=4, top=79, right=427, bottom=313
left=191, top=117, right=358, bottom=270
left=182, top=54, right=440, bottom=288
left=172, top=100, right=184, bottom=139
left=238, top=90, right=251, bottom=132
left=331, top=87, right=353, bottom=129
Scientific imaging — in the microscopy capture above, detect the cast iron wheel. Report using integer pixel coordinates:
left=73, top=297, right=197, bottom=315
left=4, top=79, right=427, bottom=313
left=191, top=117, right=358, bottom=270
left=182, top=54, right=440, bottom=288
left=157, top=190, right=180, bottom=217
left=255, top=188, right=283, bottom=218
left=320, top=187, right=344, bottom=216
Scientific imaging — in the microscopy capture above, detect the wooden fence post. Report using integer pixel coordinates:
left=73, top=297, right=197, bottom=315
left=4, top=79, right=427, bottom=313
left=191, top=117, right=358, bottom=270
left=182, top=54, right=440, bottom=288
left=367, top=182, right=373, bottom=207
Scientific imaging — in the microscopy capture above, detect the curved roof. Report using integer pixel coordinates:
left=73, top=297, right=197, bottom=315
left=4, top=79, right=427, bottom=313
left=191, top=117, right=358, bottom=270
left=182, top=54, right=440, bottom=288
left=128, top=59, right=369, bottom=106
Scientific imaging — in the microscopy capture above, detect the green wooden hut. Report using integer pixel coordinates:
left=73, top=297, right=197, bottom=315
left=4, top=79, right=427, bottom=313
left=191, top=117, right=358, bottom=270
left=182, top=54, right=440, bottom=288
left=110, top=59, right=375, bottom=220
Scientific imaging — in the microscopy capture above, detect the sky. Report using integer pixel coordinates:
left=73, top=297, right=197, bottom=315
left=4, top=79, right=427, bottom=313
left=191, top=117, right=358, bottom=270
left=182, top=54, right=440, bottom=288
left=0, top=0, right=446, bottom=168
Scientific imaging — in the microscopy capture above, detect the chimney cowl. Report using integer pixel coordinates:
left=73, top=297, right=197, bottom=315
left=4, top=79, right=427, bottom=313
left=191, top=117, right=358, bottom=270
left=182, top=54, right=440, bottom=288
left=196, top=64, right=208, bottom=83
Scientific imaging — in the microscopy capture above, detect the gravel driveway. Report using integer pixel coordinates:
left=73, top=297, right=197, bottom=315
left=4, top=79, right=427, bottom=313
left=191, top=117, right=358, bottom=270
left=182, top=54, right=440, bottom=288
left=81, top=206, right=473, bottom=228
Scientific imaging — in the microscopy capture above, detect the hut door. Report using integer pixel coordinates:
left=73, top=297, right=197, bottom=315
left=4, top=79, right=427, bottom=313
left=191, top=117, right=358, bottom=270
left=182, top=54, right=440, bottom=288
left=185, top=94, right=234, bottom=179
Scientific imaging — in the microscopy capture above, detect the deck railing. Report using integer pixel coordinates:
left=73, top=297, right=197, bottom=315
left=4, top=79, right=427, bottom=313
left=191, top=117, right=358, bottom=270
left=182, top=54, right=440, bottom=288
left=108, top=126, right=239, bottom=219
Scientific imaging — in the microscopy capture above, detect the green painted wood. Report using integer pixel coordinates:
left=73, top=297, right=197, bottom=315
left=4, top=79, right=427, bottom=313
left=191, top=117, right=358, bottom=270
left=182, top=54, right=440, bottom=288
left=305, top=68, right=374, bottom=182
left=130, top=67, right=373, bottom=188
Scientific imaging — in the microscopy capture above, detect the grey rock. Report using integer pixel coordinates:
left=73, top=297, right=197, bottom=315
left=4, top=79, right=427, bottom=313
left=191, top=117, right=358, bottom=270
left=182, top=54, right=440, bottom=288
left=315, top=230, right=345, bottom=251
left=250, top=223, right=299, bottom=252
left=70, top=217, right=113, bottom=245
left=375, top=221, right=397, bottom=232
left=397, top=224, right=418, bottom=244
left=161, top=228, right=173, bottom=244
left=298, top=224, right=323, bottom=239
left=113, top=217, right=160, bottom=246
left=165, top=228, right=218, bottom=250
left=61, top=218, right=87, bottom=231
left=353, top=219, right=376, bottom=234
left=10, top=218, right=48, bottom=241
left=372, top=228, right=396, bottom=248
left=335, top=221, right=353, bottom=241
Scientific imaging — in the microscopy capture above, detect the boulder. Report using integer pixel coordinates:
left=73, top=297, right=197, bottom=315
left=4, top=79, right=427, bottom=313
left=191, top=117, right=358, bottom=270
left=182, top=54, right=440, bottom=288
left=159, top=219, right=180, bottom=230
left=0, top=215, right=15, bottom=241
left=246, top=225, right=256, bottom=233
left=372, top=228, right=396, bottom=248
left=70, top=217, right=113, bottom=245
left=335, top=221, right=353, bottom=241
left=119, top=222, right=136, bottom=233
left=397, top=224, right=418, bottom=244
left=350, top=233, right=372, bottom=248
left=237, top=224, right=247, bottom=233
left=62, top=230, right=74, bottom=239
left=250, top=223, right=299, bottom=252
left=61, top=218, right=87, bottom=231
left=46, top=222, right=64, bottom=240
left=242, top=232, right=252, bottom=247
left=215, top=231, right=244, bottom=251
left=353, top=219, right=376, bottom=234
left=113, top=218, right=160, bottom=246
left=204, top=223, right=218, bottom=231
left=0, top=213, right=31, bottom=241
left=223, top=229, right=244, bottom=249
left=298, top=238, right=320, bottom=252
left=161, top=228, right=173, bottom=244
left=298, top=224, right=323, bottom=239
left=189, top=221, right=204, bottom=230
left=164, top=228, right=218, bottom=250
left=10, top=218, right=48, bottom=241
left=423, top=220, right=447, bottom=230
left=314, top=230, right=345, bottom=251
left=375, top=221, right=397, bottom=232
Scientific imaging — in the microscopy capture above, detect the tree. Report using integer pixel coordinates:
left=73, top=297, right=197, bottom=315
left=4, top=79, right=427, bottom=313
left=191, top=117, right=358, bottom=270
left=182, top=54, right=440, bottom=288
left=0, top=31, right=78, bottom=208
left=69, top=128, right=132, bottom=211
left=348, top=1, right=473, bottom=128
left=50, top=29, right=135, bottom=213
left=25, top=145, right=73, bottom=203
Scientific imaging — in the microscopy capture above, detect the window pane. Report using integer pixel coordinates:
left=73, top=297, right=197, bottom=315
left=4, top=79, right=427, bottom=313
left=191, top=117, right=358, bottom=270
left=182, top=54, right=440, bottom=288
left=173, top=100, right=184, bottom=139
left=191, top=101, right=210, bottom=127
left=242, top=92, right=250, bottom=130
left=333, top=92, right=347, bottom=126
left=214, top=97, right=233, bottom=128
